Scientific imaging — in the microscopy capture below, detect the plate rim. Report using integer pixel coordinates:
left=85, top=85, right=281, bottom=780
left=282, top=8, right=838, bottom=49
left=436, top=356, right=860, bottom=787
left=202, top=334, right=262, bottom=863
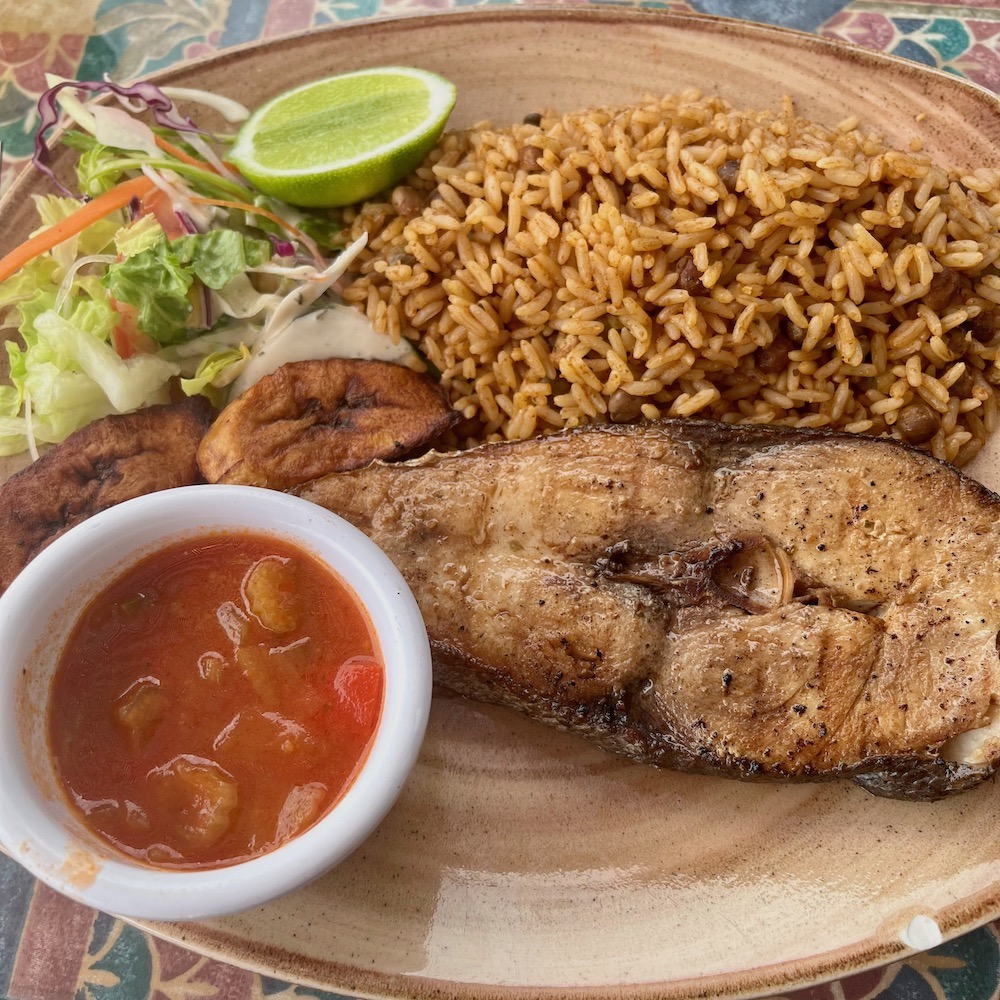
left=145, top=3, right=1000, bottom=110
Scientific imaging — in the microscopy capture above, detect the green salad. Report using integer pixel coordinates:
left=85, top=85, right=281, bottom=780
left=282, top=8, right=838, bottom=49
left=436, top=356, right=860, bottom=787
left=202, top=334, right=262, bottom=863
left=0, top=73, right=444, bottom=458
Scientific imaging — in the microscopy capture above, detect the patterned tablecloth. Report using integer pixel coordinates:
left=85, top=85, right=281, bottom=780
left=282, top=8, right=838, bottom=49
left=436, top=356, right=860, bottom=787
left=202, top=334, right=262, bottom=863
left=3, top=0, right=1000, bottom=998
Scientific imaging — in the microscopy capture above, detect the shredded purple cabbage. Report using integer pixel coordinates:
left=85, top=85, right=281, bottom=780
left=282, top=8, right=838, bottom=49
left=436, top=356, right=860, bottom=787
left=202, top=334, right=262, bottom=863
left=127, top=196, right=141, bottom=220
left=176, top=210, right=200, bottom=235
left=34, top=80, right=205, bottom=196
left=270, top=236, right=296, bottom=258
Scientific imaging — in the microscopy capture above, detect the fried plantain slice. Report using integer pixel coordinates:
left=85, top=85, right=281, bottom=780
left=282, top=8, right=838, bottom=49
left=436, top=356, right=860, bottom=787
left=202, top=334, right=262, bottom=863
left=197, top=358, right=457, bottom=489
left=0, top=397, right=213, bottom=595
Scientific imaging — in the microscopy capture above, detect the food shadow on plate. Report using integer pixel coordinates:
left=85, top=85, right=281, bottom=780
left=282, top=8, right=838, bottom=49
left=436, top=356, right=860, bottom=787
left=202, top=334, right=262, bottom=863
left=172, top=692, right=1000, bottom=987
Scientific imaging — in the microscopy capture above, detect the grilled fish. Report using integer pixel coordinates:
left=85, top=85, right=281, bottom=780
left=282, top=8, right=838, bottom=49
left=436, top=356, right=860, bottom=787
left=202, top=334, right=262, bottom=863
left=298, top=420, right=1000, bottom=800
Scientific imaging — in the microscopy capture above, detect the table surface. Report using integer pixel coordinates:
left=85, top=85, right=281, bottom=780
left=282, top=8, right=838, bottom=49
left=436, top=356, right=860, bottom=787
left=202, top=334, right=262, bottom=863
left=4, top=0, right=1000, bottom=998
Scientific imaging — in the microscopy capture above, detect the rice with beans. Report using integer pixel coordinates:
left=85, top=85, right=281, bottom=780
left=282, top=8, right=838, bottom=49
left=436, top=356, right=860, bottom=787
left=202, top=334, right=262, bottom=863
left=337, top=89, right=1000, bottom=465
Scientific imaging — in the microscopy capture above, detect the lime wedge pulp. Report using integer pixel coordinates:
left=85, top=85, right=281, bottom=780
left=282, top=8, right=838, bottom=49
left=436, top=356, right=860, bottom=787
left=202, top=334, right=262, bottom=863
left=230, top=66, right=457, bottom=208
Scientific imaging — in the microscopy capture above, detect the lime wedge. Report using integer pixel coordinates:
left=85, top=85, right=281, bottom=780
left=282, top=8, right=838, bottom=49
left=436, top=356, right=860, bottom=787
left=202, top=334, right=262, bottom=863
left=230, top=66, right=457, bottom=208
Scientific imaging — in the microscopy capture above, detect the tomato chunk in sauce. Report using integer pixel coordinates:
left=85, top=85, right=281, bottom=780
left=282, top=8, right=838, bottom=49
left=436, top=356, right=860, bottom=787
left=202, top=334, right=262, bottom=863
left=47, top=532, right=384, bottom=869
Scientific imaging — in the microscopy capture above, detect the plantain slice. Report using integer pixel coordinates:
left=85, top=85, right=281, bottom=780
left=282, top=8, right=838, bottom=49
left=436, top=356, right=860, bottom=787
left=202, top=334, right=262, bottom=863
left=0, top=397, right=214, bottom=595
left=197, top=358, right=457, bottom=489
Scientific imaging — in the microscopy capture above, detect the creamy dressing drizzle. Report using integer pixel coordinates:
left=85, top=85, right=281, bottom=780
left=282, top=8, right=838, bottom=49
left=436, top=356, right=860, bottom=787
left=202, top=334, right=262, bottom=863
left=226, top=233, right=421, bottom=399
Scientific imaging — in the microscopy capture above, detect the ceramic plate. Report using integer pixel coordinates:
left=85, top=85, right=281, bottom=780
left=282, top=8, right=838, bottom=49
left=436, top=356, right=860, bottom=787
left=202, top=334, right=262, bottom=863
left=4, top=8, right=1000, bottom=999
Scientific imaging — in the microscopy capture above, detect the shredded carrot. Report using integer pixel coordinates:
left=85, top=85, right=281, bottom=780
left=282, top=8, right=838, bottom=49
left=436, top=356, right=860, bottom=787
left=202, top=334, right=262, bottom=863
left=187, top=195, right=325, bottom=265
left=0, top=175, right=155, bottom=284
left=154, top=134, right=217, bottom=173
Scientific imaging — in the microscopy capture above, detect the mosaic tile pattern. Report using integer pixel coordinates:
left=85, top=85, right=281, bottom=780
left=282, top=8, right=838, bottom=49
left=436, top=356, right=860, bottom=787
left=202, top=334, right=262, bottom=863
left=3, top=1, right=1000, bottom=997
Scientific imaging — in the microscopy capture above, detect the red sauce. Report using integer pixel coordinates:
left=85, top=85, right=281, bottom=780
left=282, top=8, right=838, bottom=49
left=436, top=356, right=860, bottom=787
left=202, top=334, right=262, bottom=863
left=47, top=532, right=384, bottom=870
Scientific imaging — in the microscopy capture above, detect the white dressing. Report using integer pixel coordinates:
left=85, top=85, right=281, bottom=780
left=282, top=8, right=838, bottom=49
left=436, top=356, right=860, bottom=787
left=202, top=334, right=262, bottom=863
left=212, top=274, right=283, bottom=321
left=227, top=303, right=419, bottom=400
left=263, top=233, right=368, bottom=334
left=228, top=234, right=374, bottom=398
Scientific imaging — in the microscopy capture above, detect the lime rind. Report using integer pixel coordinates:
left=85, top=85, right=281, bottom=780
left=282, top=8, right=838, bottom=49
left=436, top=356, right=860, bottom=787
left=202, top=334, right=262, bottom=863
left=230, top=66, right=456, bottom=179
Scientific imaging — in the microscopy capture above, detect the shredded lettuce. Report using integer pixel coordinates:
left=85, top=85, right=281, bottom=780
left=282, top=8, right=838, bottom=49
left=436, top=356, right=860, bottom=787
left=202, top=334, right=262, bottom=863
left=180, top=345, right=250, bottom=404
left=4, top=341, right=26, bottom=405
left=76, top=141, right=123, bottom=195
left=115, top=216, right=164, bottom=257
left=34, top=78, right=203, bottom=195
left=158, top=326, right=259, bottom=367
left=104, top=231, right=271, bottom=342
left=0, top=385, right=34, bottom=455
left=91, top=105, right=161, bottom=158
left=16, top=289, right=60, bottom=340
left=29, top=194, right=123, bottom=276
left=32, top=195, right=121, bottom=256
left=170, top=231, right=270, bottom=289
left=0, top=293, right=178, bottom=454
left=211, top=274, right=282, bottom=320
left=103, top=240, right=193, bottom=343
left=0, top=415, right=66, bottom=458
left=0, top=257, right=59, bottom=313
left=251, top=194, right=343, bottom=250
left=26, top=312, right=177, bottom=413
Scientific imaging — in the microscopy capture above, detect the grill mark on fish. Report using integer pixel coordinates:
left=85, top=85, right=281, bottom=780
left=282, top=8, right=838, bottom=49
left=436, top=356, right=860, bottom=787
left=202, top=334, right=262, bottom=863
left=296, top=420, right=1000, bottom=800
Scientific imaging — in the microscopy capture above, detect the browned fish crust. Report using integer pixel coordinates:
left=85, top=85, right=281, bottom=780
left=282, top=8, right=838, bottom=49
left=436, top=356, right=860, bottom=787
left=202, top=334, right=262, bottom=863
left=0, top=397, right=213, bottom=595
left=197, top=358, right=457, bottom=490
left=297, top=420, right=1000, bottom=800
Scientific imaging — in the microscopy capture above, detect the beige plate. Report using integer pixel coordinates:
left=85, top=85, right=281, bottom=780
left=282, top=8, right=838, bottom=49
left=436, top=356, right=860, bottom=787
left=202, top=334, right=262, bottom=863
left=5, top=8, right=1000, bottom=999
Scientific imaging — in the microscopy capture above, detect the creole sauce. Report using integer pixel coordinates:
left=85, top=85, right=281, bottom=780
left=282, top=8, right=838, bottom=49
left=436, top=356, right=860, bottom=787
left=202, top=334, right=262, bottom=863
left=47, top=532, right=384, bottom=870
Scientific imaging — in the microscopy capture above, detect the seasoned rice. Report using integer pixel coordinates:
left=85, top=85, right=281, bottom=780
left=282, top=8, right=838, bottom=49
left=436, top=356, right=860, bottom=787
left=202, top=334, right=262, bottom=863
left=337, top=90, right=1000, bottom=465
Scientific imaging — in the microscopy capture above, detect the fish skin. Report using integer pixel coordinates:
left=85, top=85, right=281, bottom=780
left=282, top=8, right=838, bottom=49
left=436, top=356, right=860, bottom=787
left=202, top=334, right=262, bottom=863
left=295, top=420, right=1000, bottom=799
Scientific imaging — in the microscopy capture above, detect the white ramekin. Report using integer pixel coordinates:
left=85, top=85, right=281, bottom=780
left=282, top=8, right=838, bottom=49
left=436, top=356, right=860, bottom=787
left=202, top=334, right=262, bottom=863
left=0, top=484, right=431, bottom=920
